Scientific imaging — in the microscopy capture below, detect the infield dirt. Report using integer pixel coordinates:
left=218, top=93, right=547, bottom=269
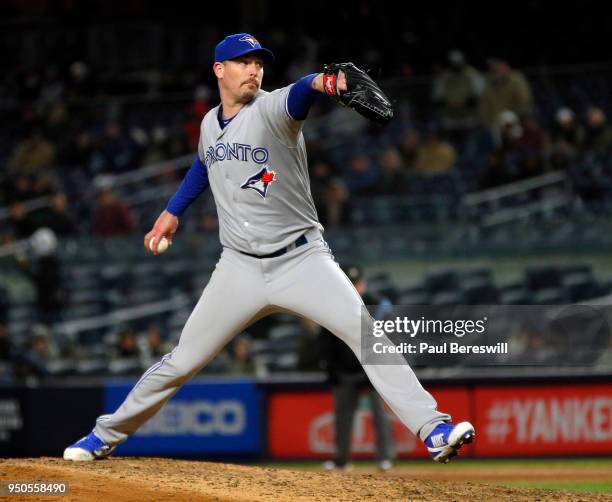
left=1, top=457, right=611, bottom=501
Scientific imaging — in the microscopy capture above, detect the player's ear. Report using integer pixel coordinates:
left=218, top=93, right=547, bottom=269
left=213, top=62, right=224, bottom=79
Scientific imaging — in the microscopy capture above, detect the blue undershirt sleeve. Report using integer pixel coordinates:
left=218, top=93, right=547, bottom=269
left=166, top=155, right=209, bottom=217
left=286, top=73, right=320, bottom=121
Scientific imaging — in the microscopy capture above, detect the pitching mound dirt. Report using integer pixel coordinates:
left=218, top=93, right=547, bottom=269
left=1, top=458, right=610, bottom=502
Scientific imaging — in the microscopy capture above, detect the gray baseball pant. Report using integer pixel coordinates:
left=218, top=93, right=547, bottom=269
left=94, top=237, right=450, bottom=445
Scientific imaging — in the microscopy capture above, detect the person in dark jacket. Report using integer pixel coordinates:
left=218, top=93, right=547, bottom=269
left=321, top=265, right=395, bottom=471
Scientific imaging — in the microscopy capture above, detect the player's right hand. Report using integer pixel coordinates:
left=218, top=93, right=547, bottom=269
left=144, top=210, right=179, bottom=254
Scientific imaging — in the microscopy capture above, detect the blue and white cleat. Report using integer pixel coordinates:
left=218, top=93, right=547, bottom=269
left=425, top=421, right=475, bottom=463
left=63, top=432, right=115, bottom=461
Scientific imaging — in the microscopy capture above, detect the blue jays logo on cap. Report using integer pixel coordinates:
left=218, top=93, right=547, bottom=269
left=239, top=35, right=258, bottom=47
left=215, top=33, right=275, bottom=63
left=241, top=166, right=277, bottom=198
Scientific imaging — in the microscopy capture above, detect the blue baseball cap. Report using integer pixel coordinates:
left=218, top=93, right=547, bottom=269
left=214, top=33, right=274, bottom=63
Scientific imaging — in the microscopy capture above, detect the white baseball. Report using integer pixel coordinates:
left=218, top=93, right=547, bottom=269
left=150, top=236, right=169, bottom=254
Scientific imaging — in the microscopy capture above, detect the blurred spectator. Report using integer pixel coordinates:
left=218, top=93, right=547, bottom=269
left=414, top=125, right=456, bottom=174
left=9, top=191, right=76, bottom=239
left=7, top=129, right=57, bottom=177
left=553, top=108, right=584, bottom=147
left=324, top=178, right=351, bottom=226
left=108, top=326, right=144, bottom=375
left=39, top=65, right=64, bottom=107
left=45, top=193, right=78, bottom=236
left=580, top=107, right=612, bottom=154
left=91, top=187, right=137, bottom=236
left=116, top=327, right=141, bottom=358
left=496, top=110, right=523, bottom=149
left=0, top=323, right=14, bottom=382
left=321, top=265, right=395, bottom=472
left=296, top=318, right=323, bottom=371
left=17, top=324, right=57, bottom=378
left=16, top=228, right=65, bottom=324
left=310, top=160, right=333, bottom=210
left=199, top=213, right=219, bottom=233
left=432, top=49, right=484, bottom=130
left=164, top=133, right=190, bottom=159
left=377, top=147, right=409, bottom=194
left=141, top=126, right=169, bottom=165
left=184, top=86, right=212, bottom=150
left=18, top=68, right=42, bottom=101
left=31, top=174, right=56, bottom=199
left=45, top=101, right=71, bottom=143
left=523, top=330, right=558, bottom=363
left=89, top=122, right=143, bottom=174
left=498, top=111, right=547, bottom=180
left=4, top=175, right=37, bottom=205
left=5, top=176, right=56, bottom=234
left=66, top=61, right=92, bottom=97
left=398, top=128, right=420, bottom=169
left=344, top=153, right=381, bottom=196
left=228, top=334, right=256, bottom=375
left=9, top=204, right=34, bottom=239
left=60, top=131, right=95, bottom=169
left=309, top=161, right=350, bottom=226
left=479, top=111, right=546, bottom=188
left=145, top=323, right=172, bottom=358
left=516, top=115, right=548, bottom=179
left=479, top=58, right=532, bottom=128
left=479, top=150, right=515, bottom=189
left=516, top=116, right=547, bottom=154
left=140, top=323, right=173, bottom=367
left=507, top=322, right=557, bottom=365
left=549, top=107, right=585, bottom=170
left=0, top=323, right=11, bottom=361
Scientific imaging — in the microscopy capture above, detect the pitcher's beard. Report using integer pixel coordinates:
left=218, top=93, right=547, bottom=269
left=238, top=88, right=257, bottom=104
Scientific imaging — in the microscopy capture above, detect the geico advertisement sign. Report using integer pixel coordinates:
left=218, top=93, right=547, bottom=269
left=475, top=384, right=612, bottom=455
left=136, top=400, right=246, bottom=436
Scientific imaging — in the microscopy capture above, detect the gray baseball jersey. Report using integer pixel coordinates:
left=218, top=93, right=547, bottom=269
left=198, top=86, right=323, bottom=255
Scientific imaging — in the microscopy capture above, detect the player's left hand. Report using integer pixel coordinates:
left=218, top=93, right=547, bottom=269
left=322, top=62, right=394, bottom=125
left=337, top=71, right=347, bottom=92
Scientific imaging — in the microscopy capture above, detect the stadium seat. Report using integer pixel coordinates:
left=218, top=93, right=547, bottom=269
left=533, top=288, right=568, bottom=304
left=461, top=280, right=500, bottom=304
left=425, top=269, right=460, bottom=294
left=563, top=274, right=600, bottom=302
left=431, top=291, right=462, bottom=305
left=525, top=266, right=562, bottom=291
left=500, top=289, right=534, bottom=305
left=460, top=268, right=494, bottom=283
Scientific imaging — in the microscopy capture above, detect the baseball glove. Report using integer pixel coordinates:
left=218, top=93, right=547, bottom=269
left=323, top=62, right=394, bottom=125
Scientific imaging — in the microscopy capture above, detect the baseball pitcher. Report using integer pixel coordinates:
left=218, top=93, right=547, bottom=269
left=64, top=33, right=474, bottom=464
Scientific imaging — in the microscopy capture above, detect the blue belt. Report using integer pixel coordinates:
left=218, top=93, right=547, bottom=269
left=239, top=234, right=308, bottom=259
